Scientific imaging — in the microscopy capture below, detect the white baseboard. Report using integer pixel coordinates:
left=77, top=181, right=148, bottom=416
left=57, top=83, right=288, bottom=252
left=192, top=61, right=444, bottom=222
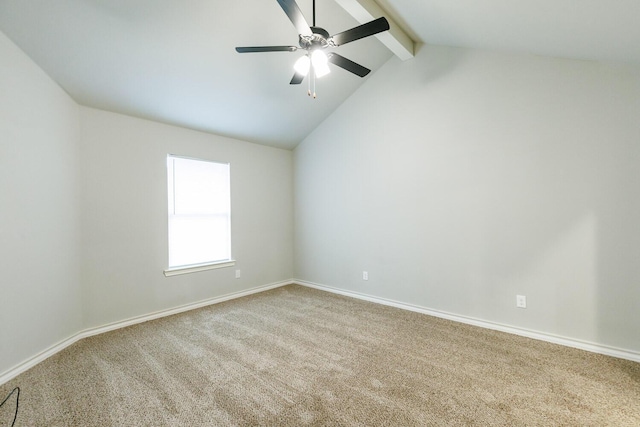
left=4, top=278, right=637, bottom=386
left=0, top=279, right=293, bottom=386
left=295, top=279, right=640, bottom=364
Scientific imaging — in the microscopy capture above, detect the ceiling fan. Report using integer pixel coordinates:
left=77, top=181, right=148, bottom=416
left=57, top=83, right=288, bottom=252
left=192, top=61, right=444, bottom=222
left=235, top=0, right=390, bottom=97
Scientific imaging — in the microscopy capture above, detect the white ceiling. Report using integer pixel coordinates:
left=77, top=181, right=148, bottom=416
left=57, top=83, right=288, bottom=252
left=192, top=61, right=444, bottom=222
left=377, top=0, right=640, bottom=65
left=1, top=0, right=639, bottom=149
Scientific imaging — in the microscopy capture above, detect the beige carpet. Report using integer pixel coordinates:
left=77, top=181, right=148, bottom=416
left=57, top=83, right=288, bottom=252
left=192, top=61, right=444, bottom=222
left=1, top=284, right=639, bottom=426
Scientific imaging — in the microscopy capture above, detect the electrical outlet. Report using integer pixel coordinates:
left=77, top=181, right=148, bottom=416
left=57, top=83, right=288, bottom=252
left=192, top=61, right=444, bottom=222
left=363, top=271, right=368, bottom=280
left=235, top=269, right=241, bottom=279
left=516, top=295, right=527, bottom=308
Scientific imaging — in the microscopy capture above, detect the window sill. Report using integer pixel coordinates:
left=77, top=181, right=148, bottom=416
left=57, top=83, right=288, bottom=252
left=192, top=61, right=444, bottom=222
left=163, top=260, right=236, bottom=277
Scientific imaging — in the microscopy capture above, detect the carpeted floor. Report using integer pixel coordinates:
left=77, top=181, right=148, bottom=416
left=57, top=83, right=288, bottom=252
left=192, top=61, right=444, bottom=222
left=1, top=284, right=639, bottom=426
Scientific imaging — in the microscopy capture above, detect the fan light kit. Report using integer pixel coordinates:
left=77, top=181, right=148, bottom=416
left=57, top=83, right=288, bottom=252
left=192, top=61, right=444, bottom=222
left=236, top=0, right=390, bottom=98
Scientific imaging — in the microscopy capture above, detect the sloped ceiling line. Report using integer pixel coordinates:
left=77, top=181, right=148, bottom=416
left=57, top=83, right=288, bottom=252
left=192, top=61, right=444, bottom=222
left=334, top=0, right=414, bottom=60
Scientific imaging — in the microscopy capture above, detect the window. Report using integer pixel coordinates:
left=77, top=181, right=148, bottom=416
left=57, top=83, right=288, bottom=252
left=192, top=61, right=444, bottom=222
left=164, top=155, right=233, bottom=276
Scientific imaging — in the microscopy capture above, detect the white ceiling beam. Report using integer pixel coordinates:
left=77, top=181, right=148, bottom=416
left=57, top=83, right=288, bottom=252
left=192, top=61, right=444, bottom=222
left=334, top=0, right=414, bottom=60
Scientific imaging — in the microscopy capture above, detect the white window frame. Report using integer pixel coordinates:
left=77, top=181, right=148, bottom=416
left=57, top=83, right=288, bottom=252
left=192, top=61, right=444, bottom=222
left=163, top=155, right=234, bottom=277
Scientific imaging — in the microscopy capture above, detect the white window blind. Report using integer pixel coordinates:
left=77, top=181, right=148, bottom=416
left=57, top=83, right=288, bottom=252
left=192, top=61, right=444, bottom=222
left=167, top=155, right=231, bottom=269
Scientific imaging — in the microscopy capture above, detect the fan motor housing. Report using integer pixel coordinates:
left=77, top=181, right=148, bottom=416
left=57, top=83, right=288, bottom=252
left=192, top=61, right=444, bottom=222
left=299, top=26, right=331, bottom=49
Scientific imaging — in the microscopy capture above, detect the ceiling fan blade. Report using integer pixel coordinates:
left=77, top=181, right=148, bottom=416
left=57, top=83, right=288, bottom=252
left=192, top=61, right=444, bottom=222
left=327, top=53, right=370, bottom=77
left=330, top=17, right=390, bottom=46
left=277, top=0, right=313, bottom=36
left=236, top=46, right=298, bottom=53
left=290, top=71, right=305, bottom=85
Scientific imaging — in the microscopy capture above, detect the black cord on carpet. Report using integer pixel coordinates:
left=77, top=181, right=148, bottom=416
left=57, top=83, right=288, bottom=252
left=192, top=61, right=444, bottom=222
left=0, top=387, right=20, bottom=427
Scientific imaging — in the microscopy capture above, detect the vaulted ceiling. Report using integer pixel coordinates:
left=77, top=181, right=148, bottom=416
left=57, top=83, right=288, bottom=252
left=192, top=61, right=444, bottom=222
left=1, top=0, right=638, bottom=149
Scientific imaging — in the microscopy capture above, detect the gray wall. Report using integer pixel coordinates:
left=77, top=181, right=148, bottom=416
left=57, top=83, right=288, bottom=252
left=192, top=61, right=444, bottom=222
left=294, top=45, right=640, bottom=353
left=0, top=31, right=83, bottom=373
left=79, top=108, right=294, bottom=328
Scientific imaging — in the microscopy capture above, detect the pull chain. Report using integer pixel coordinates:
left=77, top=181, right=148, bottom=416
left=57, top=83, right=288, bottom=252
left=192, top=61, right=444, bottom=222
left=310, top=0, right=318, bottom=98
left=313, top=0, right=316, bottom=97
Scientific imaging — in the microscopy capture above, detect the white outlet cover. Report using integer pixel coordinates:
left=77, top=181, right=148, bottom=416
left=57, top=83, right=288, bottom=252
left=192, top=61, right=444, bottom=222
left=516, top=295, right=527, bottom=308
left=363, top=271, right=368, bottom=280
left=235, top=270, right=241, bottom=279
